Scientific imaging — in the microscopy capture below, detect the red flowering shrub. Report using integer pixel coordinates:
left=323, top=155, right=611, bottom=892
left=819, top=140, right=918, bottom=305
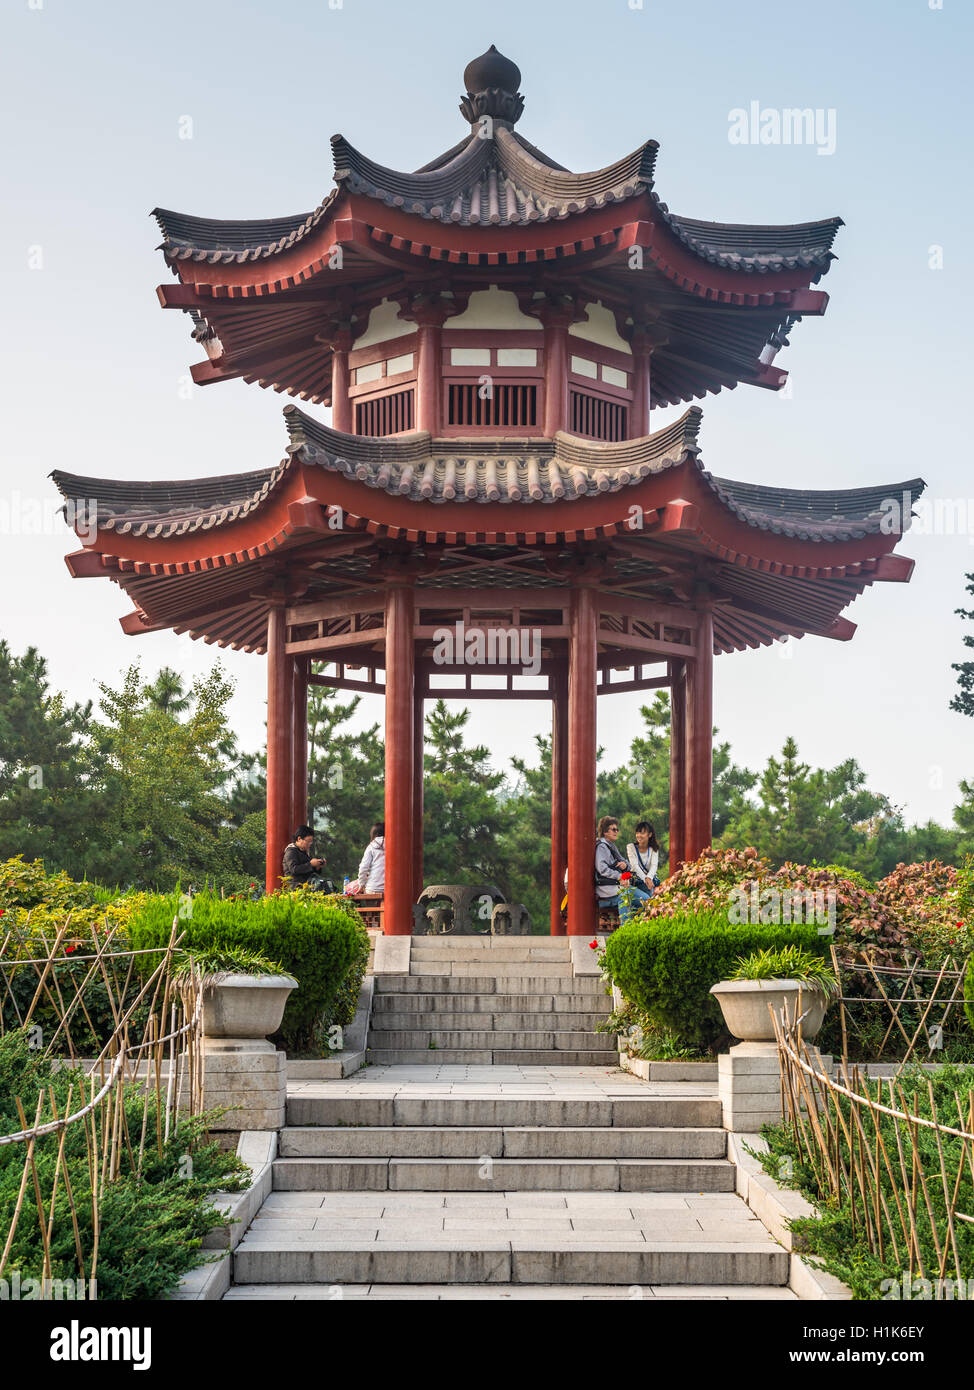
left=642, top=847, right=770, bottom=918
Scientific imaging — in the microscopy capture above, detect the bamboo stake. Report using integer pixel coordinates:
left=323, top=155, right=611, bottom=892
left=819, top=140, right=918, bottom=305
left=0, top=1093, right=45, bottom=1276
left=926, top=1080, right=962, bottom=1284
left=14, top=1095, right=53, bottom=1290
left=830, top=944, right=849, bottom=1062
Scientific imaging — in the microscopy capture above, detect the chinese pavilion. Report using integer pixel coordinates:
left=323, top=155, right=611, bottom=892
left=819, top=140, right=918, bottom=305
left=54, top=46, right=921, bottom=936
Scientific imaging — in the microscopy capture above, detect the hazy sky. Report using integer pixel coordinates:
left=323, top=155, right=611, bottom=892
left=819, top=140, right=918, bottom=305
left=2, top=0, right=971, bottom=826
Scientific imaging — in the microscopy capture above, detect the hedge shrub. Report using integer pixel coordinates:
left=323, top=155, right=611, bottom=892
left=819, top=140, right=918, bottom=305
left=604, top=909, right=827, bottom=1052
left=128, top=889, right=368, bottom=1052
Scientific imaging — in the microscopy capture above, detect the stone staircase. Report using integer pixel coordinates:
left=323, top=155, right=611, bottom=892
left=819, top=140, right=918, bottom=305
left=229, top=1075, right=790, bottom=1295
left=367, top=935, right=619, bottom=1066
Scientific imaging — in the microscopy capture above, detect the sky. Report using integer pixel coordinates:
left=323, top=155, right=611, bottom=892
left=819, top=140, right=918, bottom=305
left=1, top=0, right=972, bottom=827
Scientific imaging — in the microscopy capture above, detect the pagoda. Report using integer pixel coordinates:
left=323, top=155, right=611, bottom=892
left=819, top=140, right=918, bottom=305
left=54, top=46, right=922, bottom=936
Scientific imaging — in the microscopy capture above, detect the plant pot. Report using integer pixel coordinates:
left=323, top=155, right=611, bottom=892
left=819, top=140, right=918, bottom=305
left=201, top=973, right=298, bottom=1045
left=708, top=978, right=827, bottom=1043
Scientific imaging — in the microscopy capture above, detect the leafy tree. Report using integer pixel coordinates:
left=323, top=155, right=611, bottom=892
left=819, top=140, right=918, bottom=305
left=719, top=736, right=896, bottom=870
left=500, top=734, right=556, bottom=929
left=89, top=663, right=247, bottom=889
left=0, top=641, right=106, bottom=874
left=306, top=681, right=385, bottom=882
left=596, top=692, right=755, bottom=865
left=951, top=571, right=974, bottom=717
left=421, top=700, right=513, bottom=891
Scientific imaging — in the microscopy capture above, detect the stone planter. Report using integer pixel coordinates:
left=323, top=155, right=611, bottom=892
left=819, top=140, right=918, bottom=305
left=202, top=973, right=298, bottom=1052
left=709, top=978, right=827, bottom=1043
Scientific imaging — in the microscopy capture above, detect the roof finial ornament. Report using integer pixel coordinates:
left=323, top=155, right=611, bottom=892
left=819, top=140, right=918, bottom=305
left=460, top=44, right=524, bottom=128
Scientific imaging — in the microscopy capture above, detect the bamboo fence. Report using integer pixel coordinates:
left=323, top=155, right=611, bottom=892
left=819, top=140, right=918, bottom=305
left=772, top=1008, right=974, bottom=1294
left=828, top=945, right=969, bottom=1064
left=0, top=916, right=204, bottom=1298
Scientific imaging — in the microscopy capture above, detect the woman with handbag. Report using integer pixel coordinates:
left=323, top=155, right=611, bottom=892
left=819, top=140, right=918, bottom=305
left=594, top=816, right=628, bottom=931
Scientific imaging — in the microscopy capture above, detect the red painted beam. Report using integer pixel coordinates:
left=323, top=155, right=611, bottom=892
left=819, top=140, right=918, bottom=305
left=265, top=604, right=293, bottom=894
left=566, top=585, right=598, bottom=937
left=550, top=664, right=568, bottom=936
left=668, top=658, right=687, bottom=872
left=290, top=656, right=308, bottom=833
left=684, top=608, right=714, bottom=860
left=383, top=584, right=415, bottom=934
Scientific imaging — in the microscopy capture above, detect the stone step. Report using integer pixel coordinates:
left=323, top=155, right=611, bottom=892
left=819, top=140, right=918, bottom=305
left=279, top=1126, right=727, bottom=1160
left=366, top=1030, right=608, bottom=1050
left=408, top=962, right=577, bottom=978
left=286, top=1095, right=723, bottom=1129
left=370, top=1012, right=609, bottom=1031
left=410, top=936, right=569, bottom=948
left=232, top=1240, right=787, bottom=1288
left=272, top=1156, right=736, bottom=1192
left=374, top=975, right=604, bottom=995
left=371, top=993, right=607, bottom=1014
left=226, top=1282, right=797, bottom=1300
left=411, top=939, right=569, bottom=961
left=364, top=1048, right=620, bottom=1066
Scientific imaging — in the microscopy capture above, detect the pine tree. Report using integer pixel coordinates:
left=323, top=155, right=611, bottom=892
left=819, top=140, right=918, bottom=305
left=0, top=641, right=105, bottom=873
left=421, top=700, right=512, bottom=891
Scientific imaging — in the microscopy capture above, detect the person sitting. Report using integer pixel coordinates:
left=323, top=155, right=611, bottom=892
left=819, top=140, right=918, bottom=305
left=355, top=821, right=385, bottom=895
left=622, top=820, right=660, bottom=922
left=282, top=826, right=327, bottom=890
left=594, top=815, right=628, bottom=931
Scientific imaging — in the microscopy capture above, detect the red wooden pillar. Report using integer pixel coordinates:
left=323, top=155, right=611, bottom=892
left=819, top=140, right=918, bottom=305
left=685, top=607, right=714, bottom=861
left=539, top=300, right=574, bottom=437
left=413, top=302, right=449, bottom=436
left=412, top=683, right=425, bottom=902
left=667, top=658, right=686, bottom=873
left=265, top=603, right=293, bottom=894
left=290, top=656, right=308, bottom=833
left=566, top=585, right=598, bottom=937
left=550, top=664, right=569, bottom=936
left=384, top=582, right=415, bottom=934
left=629, top=329, right=653, bottom=439
left=328, top=326, right=354, bottom=434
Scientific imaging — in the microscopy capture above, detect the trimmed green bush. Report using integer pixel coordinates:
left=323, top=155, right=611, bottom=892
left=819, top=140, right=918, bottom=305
left=604, top=909, right=827, bottom=1052
left=128, top=890, right=368, bottom=1052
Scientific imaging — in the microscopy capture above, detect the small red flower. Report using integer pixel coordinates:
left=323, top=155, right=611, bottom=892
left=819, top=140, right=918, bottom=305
left=589, top=939, right=599, bottom=950
left=250, top=883, right=256, bottom=889
left=620, top=872, right=631, bottom=881
left=65, top=945, right=77, bottom=955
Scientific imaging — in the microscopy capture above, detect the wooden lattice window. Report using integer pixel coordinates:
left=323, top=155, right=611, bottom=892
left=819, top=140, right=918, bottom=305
left=447, top=383, right=538, bottom=430
left=570, top=389, right=628, bottom=442
left=355, top=388, right=415, bottom=437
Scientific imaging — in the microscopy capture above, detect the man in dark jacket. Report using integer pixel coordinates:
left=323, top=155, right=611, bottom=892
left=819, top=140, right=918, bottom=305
left=282, top=826, right=326, bottom=888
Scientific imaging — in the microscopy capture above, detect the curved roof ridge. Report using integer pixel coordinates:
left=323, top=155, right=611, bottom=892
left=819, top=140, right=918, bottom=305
left=152, top=194, right=337, bottom=262
left=553, top=407, right=702, bottom=468
left=331, top=131, right=493, bottom=206
left=493, top=125, right=658, bottom=203
left=654, top=197, right=842, bottom=272
left=701, top=471, right=926, bottom=538
left=508, top=130, right=572, bottom=173
left=284, top=404, right=433, bottom=463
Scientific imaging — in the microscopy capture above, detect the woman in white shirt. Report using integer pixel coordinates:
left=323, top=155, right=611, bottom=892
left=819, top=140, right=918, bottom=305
left=622, top=820, right=660, bottom=921
left=356, top=821, right=386, bottom=894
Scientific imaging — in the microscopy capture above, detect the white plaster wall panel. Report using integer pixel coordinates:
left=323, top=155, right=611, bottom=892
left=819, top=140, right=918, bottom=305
left=569, top=301, right=632, bottom=354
